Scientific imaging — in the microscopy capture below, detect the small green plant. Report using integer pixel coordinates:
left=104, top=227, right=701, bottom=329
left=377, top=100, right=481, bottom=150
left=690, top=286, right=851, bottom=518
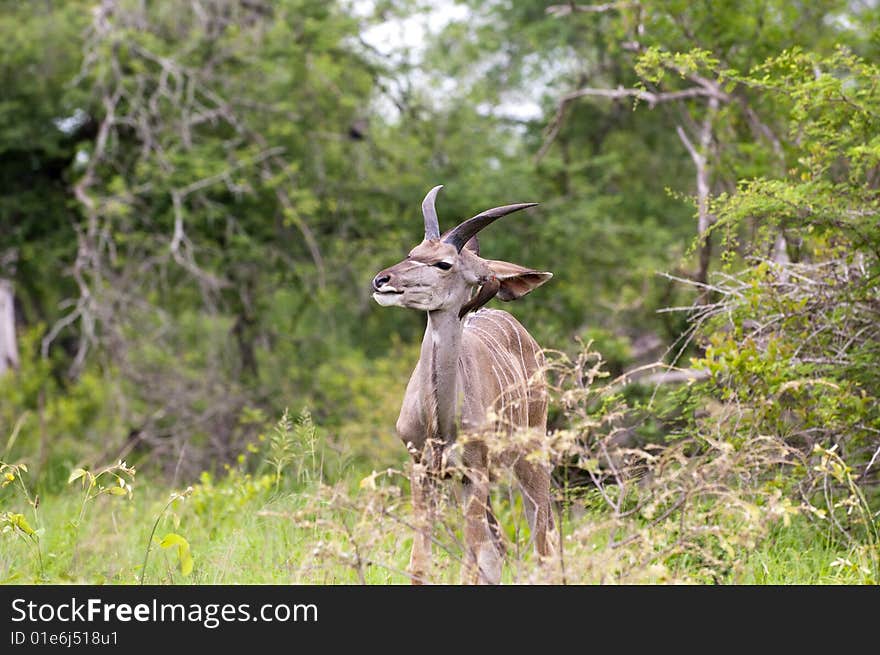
left=808, top=444, right=879, bottom=581
left=294, top=408, right=320, bottom=485
left=266, top=408, right=295, bottom=490
left=1, top=461, right=44, bottom=578
left=0, top=511, right=41, bottom=577
left=67, top=460, right=135, bottom=569
left=158, top=533, right=194, bottom=579
left=264, top=407, right=321, bottom=490
left=140, top=486, right=193, bottom=584
left=68, top=461, right=136, bottom=526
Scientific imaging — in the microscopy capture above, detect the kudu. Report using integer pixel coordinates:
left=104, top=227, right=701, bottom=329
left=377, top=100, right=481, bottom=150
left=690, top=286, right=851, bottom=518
left=371, top=185, right=555, bottom=584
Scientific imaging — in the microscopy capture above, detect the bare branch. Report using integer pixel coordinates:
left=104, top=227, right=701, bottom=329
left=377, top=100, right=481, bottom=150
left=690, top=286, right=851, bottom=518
left=739, top=101, right=784, bottom=159
left=638, top=368, right=710, bottom=385
left=546, top=2, right=639, bottom=16
left=675, top=123, right=700, bottom=163
left=611, top=361, right=711, bottom=388
left=675, top=95, right=718, bottom=285
left=567, top=85, right=723, bottom=106
left=865, top=443, right=880, bottom=475
left=537, top=85, right=721, bottom=161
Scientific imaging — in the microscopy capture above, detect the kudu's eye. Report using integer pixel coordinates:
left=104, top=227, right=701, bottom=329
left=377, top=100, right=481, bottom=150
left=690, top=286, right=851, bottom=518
left=433, top=261, right=453, bottom=270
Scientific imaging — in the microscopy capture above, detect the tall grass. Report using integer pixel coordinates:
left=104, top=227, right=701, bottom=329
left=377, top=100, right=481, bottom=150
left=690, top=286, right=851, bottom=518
left=1, top=463, right=873, bottom=584
left=2, top=359, right=877, bottom=585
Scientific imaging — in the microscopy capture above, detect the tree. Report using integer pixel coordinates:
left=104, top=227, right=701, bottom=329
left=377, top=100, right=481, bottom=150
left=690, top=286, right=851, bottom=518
left=420, top=0, right=869, bottom=342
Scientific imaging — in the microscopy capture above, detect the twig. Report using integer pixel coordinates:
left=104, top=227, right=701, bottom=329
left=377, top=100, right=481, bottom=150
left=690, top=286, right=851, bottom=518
left=546, top=2, right=639, bottom=16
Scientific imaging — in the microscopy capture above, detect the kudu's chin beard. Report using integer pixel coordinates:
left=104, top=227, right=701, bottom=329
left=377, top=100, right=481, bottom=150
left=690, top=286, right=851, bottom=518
left=372, top=290, right=444, bottom=312
left=372, top=290, right=405, bottom=307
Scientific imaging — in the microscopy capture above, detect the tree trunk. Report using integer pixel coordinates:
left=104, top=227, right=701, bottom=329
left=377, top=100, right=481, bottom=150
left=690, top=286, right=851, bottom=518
left=0, top=279, right=19, bottom=375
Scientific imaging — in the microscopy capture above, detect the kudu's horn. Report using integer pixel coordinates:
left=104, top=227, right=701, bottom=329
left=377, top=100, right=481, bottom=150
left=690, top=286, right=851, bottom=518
left=422, top=185, right=443, bottom=240
left=442, top=203, right=538, bottom=252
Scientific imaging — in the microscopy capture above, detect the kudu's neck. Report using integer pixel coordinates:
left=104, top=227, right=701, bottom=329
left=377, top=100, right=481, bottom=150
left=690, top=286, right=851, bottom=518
left=422, top=308, right=463, bottom=446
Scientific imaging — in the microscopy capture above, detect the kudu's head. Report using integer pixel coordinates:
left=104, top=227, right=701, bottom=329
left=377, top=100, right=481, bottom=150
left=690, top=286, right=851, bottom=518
left=372, top=185, right=552, bottom=318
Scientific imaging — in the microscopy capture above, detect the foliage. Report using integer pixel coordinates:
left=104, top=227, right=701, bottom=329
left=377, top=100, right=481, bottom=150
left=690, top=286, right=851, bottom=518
left=1, top=1, right=879, bottom=584
left=263, top=407, right=321, bottom=489
left=2, top=367, right=873, bottom=585
left=158, top=533, right=194, bottom=579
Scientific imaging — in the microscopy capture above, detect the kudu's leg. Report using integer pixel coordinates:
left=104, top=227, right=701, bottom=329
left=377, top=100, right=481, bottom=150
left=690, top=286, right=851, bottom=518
left=514, top=458, right=556, bottom=558
left=461, top=443, right=503, bottom=584
left=408, top=458, right=435, bottom=585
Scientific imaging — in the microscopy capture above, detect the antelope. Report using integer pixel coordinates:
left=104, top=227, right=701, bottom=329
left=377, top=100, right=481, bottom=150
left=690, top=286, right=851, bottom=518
left=371, top=185, right=556, bottom=584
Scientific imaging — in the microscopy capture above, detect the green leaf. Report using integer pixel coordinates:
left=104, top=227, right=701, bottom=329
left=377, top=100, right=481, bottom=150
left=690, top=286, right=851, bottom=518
left=180, top=553, right=194, bottom=577
left=68, top=468, right=87, bottom=484
left=159, top=533, right=193, bottom=577
left=107, top=486, right=128, bottom=496
left=159, top=533, right=187, bottom=549
left=8, top=513, right=36, bottom=536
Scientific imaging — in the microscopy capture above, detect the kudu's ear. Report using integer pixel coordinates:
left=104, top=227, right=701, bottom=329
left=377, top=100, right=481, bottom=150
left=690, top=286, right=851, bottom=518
left=486, top=259, right=553, bottom=301
left=458, top=259, right=551, bottom=319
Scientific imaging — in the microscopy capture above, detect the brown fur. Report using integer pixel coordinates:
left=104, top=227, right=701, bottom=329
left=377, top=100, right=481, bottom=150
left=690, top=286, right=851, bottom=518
left=372, top=199, right=555, bottom=584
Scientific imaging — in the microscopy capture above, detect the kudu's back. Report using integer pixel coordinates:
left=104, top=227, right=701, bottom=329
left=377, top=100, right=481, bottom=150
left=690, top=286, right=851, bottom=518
left=458, top=308, right=548, bottom=442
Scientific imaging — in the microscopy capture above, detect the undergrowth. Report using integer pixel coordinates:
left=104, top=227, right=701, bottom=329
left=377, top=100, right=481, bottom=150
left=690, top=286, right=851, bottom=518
left=2, top=358, right=877, bottom=584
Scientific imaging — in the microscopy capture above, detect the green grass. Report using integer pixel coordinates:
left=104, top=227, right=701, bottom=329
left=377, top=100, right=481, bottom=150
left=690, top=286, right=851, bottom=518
left=1, top=469, right=410, bottom=584
left=730, top=521, right=876, bottom=585
left=2, top=461, right=875, bottom=585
